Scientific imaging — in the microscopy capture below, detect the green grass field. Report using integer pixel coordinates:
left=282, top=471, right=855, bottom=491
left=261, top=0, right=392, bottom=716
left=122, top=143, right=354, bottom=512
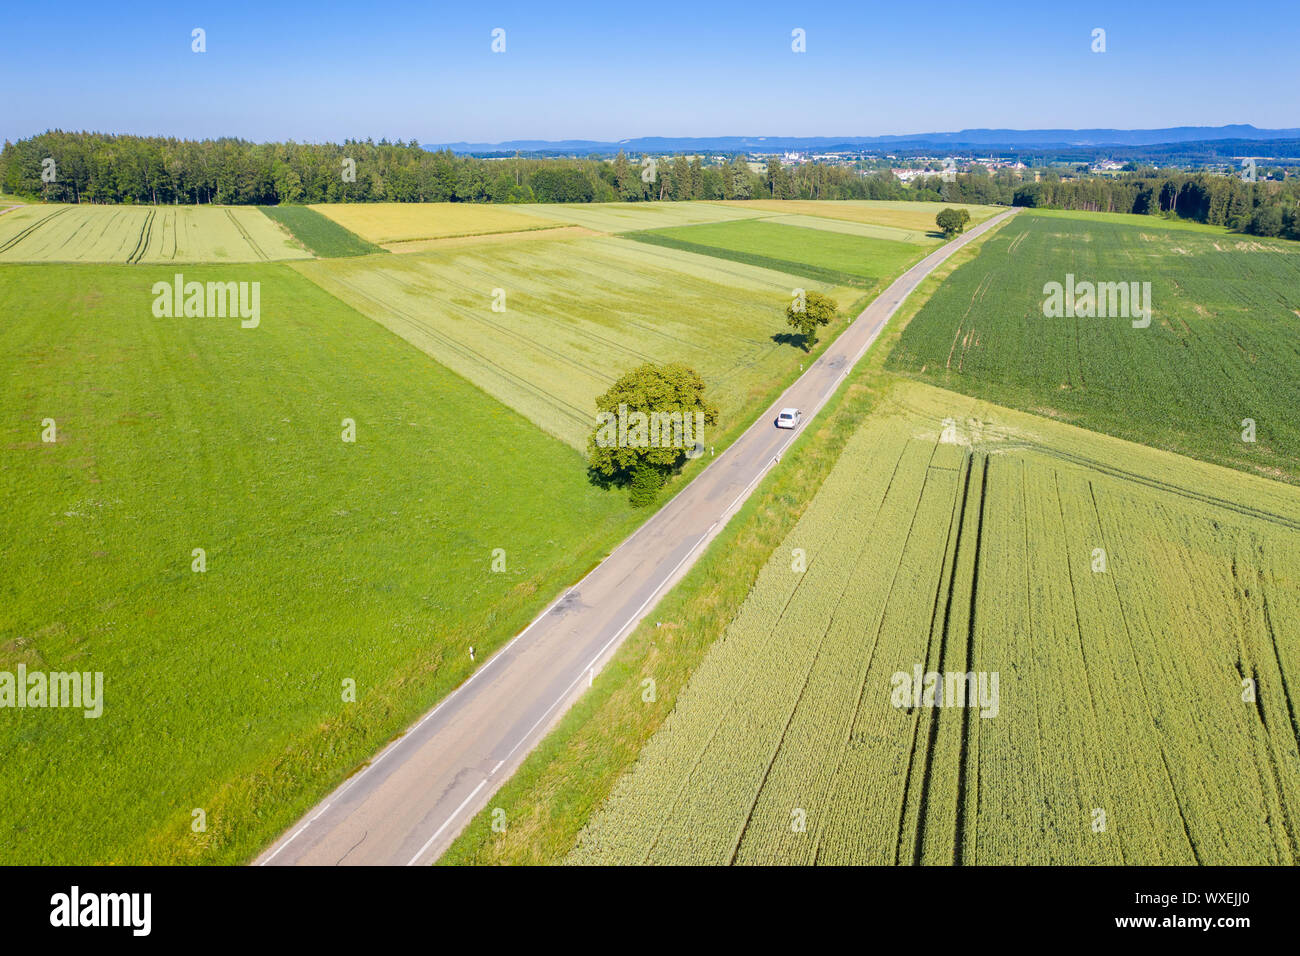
left=1024, top=207, right=1236, bottom=235
left=565, top=380, right=1300, bottom=865
left=293, top=235, right=867, bottom=450
left=0, top=204, right=310, bottom=263
left=259, top=205, right=383, bottom=257
left=888, top=210, right=1300, bottom=481
left=0, top=262, right=646, bottom=864
left=625, top=218, right=927, bottom=290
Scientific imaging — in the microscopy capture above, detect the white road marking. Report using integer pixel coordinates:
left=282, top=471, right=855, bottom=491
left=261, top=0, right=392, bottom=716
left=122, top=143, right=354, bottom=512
left=258, top=802, right=332, bottom=865
left=408, top=521, right=727, bottom=862
left=406, top=779, right=487, bottom=866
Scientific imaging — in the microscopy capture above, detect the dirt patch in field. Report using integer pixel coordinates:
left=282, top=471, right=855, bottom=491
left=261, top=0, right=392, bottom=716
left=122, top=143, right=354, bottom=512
left=382, top=225, right=600, bottom=253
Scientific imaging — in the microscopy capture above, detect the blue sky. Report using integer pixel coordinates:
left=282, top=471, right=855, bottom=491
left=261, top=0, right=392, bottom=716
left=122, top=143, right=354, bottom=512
left=4, top=0, right=1296, bottom=144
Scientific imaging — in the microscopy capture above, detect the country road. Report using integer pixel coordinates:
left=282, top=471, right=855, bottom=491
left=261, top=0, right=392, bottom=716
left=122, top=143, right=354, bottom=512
left=256, top=207, right=1020, bottom=867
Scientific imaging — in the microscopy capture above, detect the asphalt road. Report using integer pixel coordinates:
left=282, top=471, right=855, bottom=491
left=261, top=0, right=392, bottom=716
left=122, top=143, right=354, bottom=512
left=256, top=207, right=1020, bottom=866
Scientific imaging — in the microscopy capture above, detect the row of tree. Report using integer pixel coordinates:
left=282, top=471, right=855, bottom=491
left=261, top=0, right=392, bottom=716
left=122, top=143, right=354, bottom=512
left=0, top=131, right=774, bottom=205
left=0, top=130, right=1024, bottom=207
left=4, top=131, right=1297, bottom=240
left=1010, top=172, right=1300, bottom=240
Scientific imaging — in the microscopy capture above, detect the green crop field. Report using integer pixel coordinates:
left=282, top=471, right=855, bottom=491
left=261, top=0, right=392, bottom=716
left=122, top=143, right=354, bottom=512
left=0, top=261, right=644, bottom=864
left=625, top=218, right=927, bottom=290
left=0, top=204, right=311, bottom=263
left=293, top=235, right=868, bottom=450
left=888, top=210, right=1300, bottom=482
left=259, top=205, right=383, bottom=257
left=568, top=381, right=1300, bottom=865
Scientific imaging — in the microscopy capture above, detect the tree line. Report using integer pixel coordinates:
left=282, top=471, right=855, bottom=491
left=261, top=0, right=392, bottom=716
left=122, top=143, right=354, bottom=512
left=1010, top=171, right=1300, bottom=240
left=0, top=130, right=1004, bottom=207
left=1, top=131, right=885, bottom=205
left=4, top=130, right=1296, bottom=240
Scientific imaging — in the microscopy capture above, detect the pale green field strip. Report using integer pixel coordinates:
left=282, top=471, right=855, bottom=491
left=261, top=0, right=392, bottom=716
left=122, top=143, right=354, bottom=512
left=569, top=381, right=1300, bottom=864
left=509, top=200, right=763, bottom=234
left=759, top=212, right=940, bottom=245
left=709, top=199, right=1006, bottom=233
left=0, top=204, right=311, bottom=262
left=293, top=236, right=860, bottom=450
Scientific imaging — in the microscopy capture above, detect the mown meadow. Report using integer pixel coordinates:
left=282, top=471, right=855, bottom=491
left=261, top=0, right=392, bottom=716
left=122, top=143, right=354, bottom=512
left=0, top=261, right=646, bottom=863
left=625, top=218, right=926, bottom=290
left=888, top=209, right=1300, bottom=481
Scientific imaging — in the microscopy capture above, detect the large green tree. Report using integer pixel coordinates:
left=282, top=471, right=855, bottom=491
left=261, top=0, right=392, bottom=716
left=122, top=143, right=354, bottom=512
left=784, top=290, right=838, bottom=350
left=587, top=363, right=719, bottom=506
left=935, top=207, right=970, bottom=237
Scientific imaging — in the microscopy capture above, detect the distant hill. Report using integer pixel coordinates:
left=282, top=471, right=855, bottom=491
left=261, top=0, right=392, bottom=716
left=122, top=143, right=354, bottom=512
left=427, top=126, right=1300, bottom=156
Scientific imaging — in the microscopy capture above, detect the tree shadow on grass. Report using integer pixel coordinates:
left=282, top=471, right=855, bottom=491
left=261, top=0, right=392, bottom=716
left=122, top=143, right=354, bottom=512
left=771, top=332, right=812, bottom=352
left=586, top=467, right=627, bottom=491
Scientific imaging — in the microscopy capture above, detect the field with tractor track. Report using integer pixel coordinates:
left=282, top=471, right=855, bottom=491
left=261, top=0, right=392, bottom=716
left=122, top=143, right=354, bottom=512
left=293, top=234, right=868, bottom=450
left=0, top=204, right=309, bottom=263
left=567, top=381, right=1300, bottom=865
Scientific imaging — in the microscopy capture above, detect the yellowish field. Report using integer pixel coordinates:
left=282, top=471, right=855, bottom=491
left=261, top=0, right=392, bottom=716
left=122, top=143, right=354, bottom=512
left=712, top=199, right=1005, bottom=234
left=0, top=204, right=309, bottom=262
left=511, top=201, right=761, bottom=234
left=310, top=202, right=555, bottom=245
left=381, top=225, right=599, bottom=253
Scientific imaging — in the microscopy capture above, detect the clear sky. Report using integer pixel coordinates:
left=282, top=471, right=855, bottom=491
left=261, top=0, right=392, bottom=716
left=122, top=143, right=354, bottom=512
left=4, top=0, right=1296, bottom=145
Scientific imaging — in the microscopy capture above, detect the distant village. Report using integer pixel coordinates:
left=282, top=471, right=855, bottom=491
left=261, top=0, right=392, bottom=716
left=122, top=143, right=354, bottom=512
left=654, top=149, right=1289, bottom=183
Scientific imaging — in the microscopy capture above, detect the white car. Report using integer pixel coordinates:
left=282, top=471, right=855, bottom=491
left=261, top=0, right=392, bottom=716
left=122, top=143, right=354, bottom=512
left=775, top=407, right=801, bottom=429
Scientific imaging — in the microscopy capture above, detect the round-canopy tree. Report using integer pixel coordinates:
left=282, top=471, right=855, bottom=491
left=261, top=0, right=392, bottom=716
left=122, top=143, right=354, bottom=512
left=587, top=362, right=719, bottom=506
left=785, top=290, right=839, bottom=351
left=935, top=207, right=971, bottom=238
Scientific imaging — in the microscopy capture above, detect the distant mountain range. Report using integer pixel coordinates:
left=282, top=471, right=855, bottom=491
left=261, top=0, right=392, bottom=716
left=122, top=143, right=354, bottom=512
left=426, top=125, right=1300, bottom=156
